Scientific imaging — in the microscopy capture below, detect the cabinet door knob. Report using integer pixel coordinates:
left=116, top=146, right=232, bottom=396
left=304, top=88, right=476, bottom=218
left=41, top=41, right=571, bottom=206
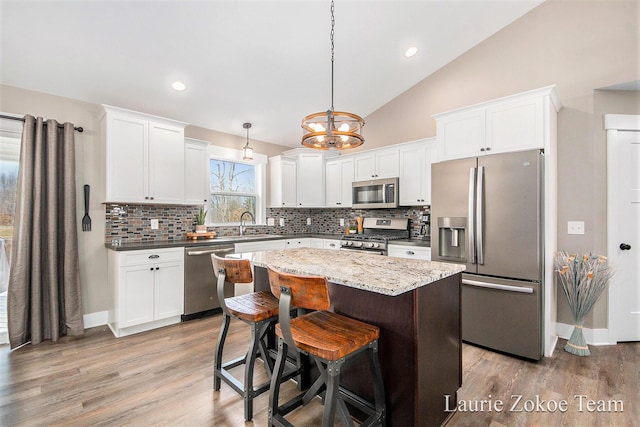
left=150, top=267, right=154, bottom=271
left=145, top=196, right=149, bottom=200
left=155, top=267, right=159, bottom=270
left=620, top=243, right=632, bottom=250
left=485, top=147, right=491, bottom=151
left=480, top=148, right=485, bottom=152
left=150, top=196, right=154, bottom=200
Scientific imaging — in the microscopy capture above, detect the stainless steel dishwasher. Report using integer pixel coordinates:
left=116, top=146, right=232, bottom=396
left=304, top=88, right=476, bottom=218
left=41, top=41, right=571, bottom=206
left=183, top=244, right=235, bottom=321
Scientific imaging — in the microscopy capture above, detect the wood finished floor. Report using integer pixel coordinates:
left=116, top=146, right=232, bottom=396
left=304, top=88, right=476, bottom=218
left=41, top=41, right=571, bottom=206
left=0, top=314, right=638, bottom=426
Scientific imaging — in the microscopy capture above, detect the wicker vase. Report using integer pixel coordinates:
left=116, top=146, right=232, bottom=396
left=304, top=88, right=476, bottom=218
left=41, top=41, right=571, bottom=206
left=564, top=321, right=590, bottom=356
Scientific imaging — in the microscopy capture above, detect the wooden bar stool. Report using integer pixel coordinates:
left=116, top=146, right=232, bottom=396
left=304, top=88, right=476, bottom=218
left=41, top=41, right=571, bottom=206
left=211, top=255, right=299, bottom=422
left=267, top=267, right=386, bottom=427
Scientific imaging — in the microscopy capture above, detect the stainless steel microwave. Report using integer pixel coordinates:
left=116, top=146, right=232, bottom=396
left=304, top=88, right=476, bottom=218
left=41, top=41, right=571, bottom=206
left=352, top=177, right=399, bottom=209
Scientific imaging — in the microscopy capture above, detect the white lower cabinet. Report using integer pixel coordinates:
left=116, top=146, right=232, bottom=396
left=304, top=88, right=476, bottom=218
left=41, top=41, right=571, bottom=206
left=310, top=238, right=340, bottom=250
left=108, top=247, right=184, bottom=337
left=387, top=245, right=431, bottom=261
left=285, top=238, right=311, bottom=249
left=310, top=238, right=324, bottom=249
left=234, top=239, right=286, bottom=252
left=323, top=239, right=340, bottom=250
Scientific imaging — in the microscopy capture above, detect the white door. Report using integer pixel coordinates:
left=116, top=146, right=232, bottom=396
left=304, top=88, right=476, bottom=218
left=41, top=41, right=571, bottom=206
left=607, top=116, right=640, bottom=342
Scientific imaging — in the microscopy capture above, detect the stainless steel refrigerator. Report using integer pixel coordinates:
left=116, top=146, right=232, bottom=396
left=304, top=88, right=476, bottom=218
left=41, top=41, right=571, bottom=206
left=431, top=149, right=543, bottom=360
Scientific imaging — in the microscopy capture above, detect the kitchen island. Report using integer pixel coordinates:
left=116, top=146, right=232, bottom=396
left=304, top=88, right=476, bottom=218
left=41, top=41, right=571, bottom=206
left=244, top=248, right=465, bottom=427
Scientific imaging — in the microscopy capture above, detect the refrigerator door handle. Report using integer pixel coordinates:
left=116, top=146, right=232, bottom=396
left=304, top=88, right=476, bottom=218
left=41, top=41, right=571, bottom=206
left=462, top=278, right=534, bottom=294
left=468, top=167, right=476, bottom=264
left=476, top=166, right=484, bottom=265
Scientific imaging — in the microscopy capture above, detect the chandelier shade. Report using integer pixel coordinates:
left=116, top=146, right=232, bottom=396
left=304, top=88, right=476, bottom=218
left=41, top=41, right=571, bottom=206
left=301, top=110, right=364, bottom=150
left=301, top=0, right=364, bottom=150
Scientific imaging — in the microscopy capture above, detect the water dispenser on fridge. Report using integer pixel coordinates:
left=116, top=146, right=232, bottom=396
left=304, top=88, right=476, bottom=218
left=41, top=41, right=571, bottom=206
left=437, top=217, right=467, bottom=262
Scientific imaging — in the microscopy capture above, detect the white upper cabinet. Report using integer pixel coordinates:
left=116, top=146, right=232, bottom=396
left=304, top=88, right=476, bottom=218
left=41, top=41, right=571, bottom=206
left=485, top=95, right=544, bottom=154
left=102, top=105, right=187, bottom=204
left=399, top=138, right=437, bottom=206
left=184, top=138, right=209, bottom=205
left=354, top=147, right=399, bottom=181
left=433, top=86, right=561, bottom=161
left=297, top=152, right=325, bottom=207
left=148, top=122, right=185, bottom=204
left=269, top=156, right=297, bottom=207
left=270, top=150, right=326, bottom=208
left=325, top=157, right=354, bottom=207
left=435, top=109, right=485, bottom=161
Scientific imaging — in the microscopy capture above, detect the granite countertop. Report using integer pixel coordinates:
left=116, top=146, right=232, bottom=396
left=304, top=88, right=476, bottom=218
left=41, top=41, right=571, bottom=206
left=104, top=233, right=343, bottom=251
left=246, top=247, right=464, bottom=296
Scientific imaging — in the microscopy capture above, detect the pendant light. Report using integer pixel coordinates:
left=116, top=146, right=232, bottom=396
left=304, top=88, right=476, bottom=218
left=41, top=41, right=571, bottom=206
left=242, top=122, right=254, bottom=160
left=301, top=0, right=364, bottom=150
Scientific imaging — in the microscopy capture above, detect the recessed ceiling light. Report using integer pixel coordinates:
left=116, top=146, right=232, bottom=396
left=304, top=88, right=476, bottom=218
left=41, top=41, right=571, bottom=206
left=171, top=81, right=186, bottom=91
left=404, top=47, right=418, bottom=58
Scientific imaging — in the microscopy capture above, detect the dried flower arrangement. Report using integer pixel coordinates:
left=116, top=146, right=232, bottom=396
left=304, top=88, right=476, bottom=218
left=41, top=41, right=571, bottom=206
left=554, top=251, right=614, bottom=356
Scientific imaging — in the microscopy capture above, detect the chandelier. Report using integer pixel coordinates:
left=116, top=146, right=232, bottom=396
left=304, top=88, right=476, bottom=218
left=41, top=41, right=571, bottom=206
left=301, top=0, right=364, bottom=150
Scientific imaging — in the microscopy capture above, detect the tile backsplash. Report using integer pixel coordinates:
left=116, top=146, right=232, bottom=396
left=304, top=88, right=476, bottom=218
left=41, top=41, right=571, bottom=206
left=105, top=203, right=430, bottom=244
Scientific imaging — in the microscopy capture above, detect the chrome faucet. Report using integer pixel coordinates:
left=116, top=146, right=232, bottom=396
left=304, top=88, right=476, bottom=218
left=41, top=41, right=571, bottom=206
left=239, top=211, right=255, bottom=236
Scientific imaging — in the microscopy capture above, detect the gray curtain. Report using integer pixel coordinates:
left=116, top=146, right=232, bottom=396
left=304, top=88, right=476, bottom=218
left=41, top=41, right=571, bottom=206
left=8, top=115, right=84, bottom=349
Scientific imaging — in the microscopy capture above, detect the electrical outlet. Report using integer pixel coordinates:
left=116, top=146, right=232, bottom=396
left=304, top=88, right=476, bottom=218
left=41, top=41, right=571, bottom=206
left=267, top=218, right=275, bottom=226
left=340, top=218, right=345, bottom=227
left=567, top=221, right=585, bottom=235
left=150, top=219, right=159, bottom=230
left=279, top=218, right=285, bottom=227
left=307, top=217, right=311, bottom=226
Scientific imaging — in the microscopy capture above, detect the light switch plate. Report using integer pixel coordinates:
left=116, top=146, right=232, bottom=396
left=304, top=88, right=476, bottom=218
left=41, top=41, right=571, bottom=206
left=307, top=218, right=311, bottom=225
left=279, top=218, right=285, bottom=227
left=267, top=218, right=275, bottom=226
left=567, top=221, right=585, bottom=235
left=340, top=218, right=345, bottom=227
left=150, top=219, right=159, bottom=230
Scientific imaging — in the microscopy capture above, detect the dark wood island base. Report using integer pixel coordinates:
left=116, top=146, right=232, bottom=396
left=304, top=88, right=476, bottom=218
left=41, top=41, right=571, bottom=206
left=254, top=266, right=462, bottom=426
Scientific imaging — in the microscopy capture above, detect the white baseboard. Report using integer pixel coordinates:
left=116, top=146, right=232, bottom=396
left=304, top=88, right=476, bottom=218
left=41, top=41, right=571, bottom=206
left=555, top=322, right=614, bottom=346
left=83, top=311, right=109, bottom=329
left=546, top=334, right=558, bottom=357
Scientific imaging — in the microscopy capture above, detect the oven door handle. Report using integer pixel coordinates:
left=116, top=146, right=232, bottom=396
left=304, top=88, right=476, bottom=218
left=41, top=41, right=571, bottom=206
left=340, top=247, right=385, bottom=255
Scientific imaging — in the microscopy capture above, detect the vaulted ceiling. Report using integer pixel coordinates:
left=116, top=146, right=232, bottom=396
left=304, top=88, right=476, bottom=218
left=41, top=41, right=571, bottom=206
left=1, top=0, right=544, bottom=147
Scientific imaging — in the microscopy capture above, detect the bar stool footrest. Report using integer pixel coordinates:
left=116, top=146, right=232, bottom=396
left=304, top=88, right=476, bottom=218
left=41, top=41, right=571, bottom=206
left=217, top=356, right=302, bottom=399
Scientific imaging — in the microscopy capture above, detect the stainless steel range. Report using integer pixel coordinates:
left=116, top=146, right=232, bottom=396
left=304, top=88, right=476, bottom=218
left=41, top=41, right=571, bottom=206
left=340, top=217, right=409, bottom=255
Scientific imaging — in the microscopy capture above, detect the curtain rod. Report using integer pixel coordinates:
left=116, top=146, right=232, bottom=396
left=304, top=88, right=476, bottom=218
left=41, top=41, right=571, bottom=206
left=0, top=114, right=84, bottom=133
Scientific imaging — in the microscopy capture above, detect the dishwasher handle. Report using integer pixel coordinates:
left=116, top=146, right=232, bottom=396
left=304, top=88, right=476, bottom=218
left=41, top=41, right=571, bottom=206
left=186, top=246, right=235, bottom=256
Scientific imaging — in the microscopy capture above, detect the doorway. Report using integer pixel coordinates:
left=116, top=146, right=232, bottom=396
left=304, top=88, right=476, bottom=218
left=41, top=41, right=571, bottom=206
left=606, top=114, right=640, bottom=342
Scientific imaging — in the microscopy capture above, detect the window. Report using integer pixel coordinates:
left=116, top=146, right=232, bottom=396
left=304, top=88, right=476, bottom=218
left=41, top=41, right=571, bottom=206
left=209, top=159, right=257, bottom=223
left=0, top=116, right=22, bottom=345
